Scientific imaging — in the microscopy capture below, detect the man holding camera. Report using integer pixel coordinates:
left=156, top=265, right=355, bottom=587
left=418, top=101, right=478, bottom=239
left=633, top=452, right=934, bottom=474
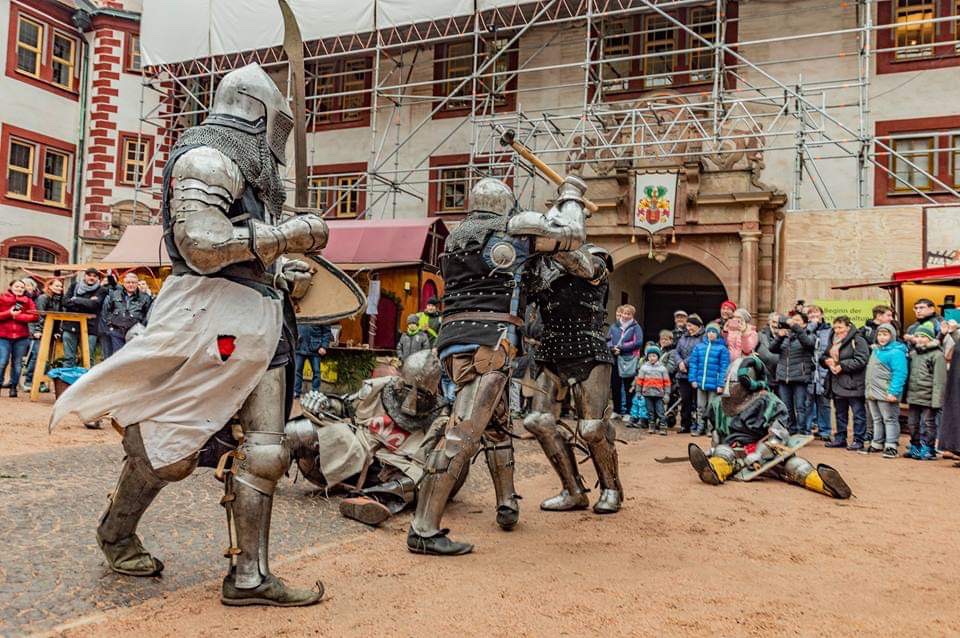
left=769, top=311, right=816, bottom=434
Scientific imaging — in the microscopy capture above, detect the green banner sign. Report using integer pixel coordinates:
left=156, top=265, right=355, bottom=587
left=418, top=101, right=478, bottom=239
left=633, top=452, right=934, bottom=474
left=811, top=299, right=887, bottom=328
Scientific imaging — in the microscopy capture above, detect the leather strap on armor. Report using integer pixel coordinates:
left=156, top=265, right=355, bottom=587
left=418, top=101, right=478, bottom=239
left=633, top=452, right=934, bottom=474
left=443, top=311, right=524, bottom=327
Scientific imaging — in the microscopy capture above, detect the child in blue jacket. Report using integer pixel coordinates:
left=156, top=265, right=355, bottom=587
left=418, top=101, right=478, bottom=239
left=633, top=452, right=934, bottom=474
left=688, top=323, right=730, bottom=436
left=863, top=322, right=908, bottom=458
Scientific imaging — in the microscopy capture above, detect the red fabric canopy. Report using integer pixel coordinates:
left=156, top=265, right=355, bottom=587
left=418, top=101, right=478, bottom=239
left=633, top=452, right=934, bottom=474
left=320, top=218, right=447, bottom=265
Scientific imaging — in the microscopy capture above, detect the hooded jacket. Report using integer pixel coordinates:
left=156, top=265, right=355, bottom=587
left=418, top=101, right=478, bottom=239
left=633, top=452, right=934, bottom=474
left=688, top=337, right=730, bottom=391
left=864, top=323, right=908, bottom=401
left=906, top=341, right=947, bottom=408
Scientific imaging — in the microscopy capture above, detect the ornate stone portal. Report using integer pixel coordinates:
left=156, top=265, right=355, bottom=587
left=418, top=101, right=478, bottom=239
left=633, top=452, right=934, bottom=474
left=566, top=90, right=786, bottom=316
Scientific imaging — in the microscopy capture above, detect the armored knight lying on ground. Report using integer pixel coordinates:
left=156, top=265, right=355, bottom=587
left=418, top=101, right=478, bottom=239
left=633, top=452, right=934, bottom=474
left=282, top=351, right=469, bottom=525
left=687, top=355, right=852, bottom=499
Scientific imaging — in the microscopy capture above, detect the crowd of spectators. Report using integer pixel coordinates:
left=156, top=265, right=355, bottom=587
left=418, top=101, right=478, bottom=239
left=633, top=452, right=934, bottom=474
left=0, top=269, right=154, bottom=400
left=606, top=297, right=960, bottom=463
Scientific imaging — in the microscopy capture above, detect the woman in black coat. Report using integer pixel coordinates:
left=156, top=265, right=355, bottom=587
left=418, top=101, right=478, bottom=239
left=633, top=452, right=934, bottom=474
left=938, top=323, right=960, bottom=455
left=820, top=315, right=870, bottom=450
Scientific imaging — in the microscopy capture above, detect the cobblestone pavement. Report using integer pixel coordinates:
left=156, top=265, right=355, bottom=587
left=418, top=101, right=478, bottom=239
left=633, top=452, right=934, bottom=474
left=0, top=437, right=559, bottom=636
left=0, top=443, right=365, bottom=636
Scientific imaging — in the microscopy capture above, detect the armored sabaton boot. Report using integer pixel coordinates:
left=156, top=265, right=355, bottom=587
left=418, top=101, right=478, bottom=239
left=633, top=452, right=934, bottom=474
left=483, top=438, right=520, bottom=530
left=340, top=477, right=417, bottom=527
left=780, top=456, right=852, bottom=499
left=579, top=419, right=623, bottom=514
left=523, top=412, right=588, bottom=511
left=97, top=424, right=195, bottom=577
left=221, top=432, right=322, bottom=606
left=688, top=443, right=735, bottom=486
left=407, top=435, right=477, bottom=556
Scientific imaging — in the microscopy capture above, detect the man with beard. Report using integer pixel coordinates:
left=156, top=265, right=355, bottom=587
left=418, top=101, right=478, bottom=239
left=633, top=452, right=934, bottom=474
left=522, top=244, right=622, bottom=514
left=687, top=355, right=852, bottom=499
left=406, top=175, right=590, bottom=556
left=50, top=64, right=327, bottom=606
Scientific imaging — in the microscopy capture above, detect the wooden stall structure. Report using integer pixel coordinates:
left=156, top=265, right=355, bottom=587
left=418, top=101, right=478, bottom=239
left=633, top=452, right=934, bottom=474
left=321, top=218, right=448, bottom=351
left=835, top=264, right=960, bottom=328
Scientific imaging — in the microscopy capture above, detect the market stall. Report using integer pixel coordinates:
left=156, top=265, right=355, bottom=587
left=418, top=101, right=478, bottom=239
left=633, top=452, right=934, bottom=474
left=834, top=264, right=960, bottom=327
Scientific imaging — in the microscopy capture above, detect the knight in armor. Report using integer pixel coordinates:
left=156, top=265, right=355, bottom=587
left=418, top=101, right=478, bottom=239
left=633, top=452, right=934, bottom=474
left=284, top=350, right=463, bottom=526
left=406, top=175, right=590, bottom=556
left=49, top=64, right=327, bottom=606
left=687, top=355, right=852, bottom=499
left=523, top=244, right=623, bottom=514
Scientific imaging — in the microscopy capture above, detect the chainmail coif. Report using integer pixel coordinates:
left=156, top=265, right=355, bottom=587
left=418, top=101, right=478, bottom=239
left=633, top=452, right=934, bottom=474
left=172, top=124, right=287, bottom=216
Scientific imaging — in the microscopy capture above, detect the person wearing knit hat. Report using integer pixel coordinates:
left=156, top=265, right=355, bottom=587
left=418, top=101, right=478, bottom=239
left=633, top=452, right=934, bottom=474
left=687, top=355, right=852, bottom=499
left=863, top=322, right=908, bottom=458
left=687, top=323, right=730, bottom=436
left=719, top=300, right=737, bottom=324
left=634, top=343, right=671, bottom=434
left=397, top=313, right=432, bottom=361
left=905, top=322, right=946, bottom=460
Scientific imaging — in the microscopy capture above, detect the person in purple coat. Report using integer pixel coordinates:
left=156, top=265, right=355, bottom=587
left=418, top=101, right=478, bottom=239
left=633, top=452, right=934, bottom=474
left=607, top=304, right=643, bottom=416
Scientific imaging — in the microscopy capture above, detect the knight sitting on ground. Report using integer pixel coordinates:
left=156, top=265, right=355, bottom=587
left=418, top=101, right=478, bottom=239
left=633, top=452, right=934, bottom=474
left=284, top=350, right=463, bottom=526
left=687, top=355, right=852, bottom=499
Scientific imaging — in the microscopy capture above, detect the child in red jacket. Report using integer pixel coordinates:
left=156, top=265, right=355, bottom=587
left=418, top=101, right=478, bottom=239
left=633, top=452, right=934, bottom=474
left=635, top=344, right=671, bottom=435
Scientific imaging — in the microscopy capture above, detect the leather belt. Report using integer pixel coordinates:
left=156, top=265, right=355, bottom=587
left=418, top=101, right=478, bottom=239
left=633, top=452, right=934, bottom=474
left=443, top=311, right=523, bottom=327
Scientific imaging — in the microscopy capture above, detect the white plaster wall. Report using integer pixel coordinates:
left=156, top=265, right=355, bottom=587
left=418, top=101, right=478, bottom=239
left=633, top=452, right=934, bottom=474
left=0, top=0, right=82, bottom=256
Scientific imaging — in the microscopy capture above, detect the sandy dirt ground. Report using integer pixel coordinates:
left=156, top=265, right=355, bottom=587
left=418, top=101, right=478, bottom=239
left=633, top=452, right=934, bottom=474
left=0, top=393, right=113, bottom=458
left=36, top=424, right=958, bottom=638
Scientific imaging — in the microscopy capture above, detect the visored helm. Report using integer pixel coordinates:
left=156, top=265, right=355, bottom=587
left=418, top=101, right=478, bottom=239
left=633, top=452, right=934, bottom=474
left=205, top=63, right=294, bottom=165
left=721, top=355, right=768, bottom=417
left=398, top=350, right=442, bottom=416
left=470, top=177, right=515, bottom=216
left=586, top=244, right=614, bottom=272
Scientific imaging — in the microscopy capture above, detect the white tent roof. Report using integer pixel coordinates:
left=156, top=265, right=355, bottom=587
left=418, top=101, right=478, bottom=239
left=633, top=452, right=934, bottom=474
left=141, top=0, right=528, bottom=67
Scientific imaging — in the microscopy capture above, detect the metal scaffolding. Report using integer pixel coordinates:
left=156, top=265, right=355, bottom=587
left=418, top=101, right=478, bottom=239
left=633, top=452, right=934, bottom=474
left=134, top=0, right=960, bottom=218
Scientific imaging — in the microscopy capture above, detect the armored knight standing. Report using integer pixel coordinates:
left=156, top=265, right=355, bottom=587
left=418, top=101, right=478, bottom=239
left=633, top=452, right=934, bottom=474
left=688, top=355, right=852, bottom=498
left=406, top=175, right=590, bottom=556
left=50, top=64, right=327, bottom=606
left=523, top=244, right=623, bottom=514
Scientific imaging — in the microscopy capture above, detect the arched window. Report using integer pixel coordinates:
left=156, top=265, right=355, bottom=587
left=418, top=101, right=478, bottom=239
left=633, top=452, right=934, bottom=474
left=0, top=236, right=68, bottom=263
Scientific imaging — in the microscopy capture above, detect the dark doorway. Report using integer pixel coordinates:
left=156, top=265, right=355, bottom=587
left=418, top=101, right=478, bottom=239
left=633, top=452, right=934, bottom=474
left=642, top=284, right=727, bottom=341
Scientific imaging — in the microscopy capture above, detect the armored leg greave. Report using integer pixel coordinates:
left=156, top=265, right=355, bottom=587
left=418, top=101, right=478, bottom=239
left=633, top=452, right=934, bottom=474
left=411, top=371, right=507, bottom=539
left=774, top=455, right=852, bottom=499
left=97, top=423, right=196, bottom=576
left=482, top=435, right=520, bottom=530
left=224, top=368, right=290, bottom=590
left=523, top=412, right=588, bottom=511
left=578, top=418, right=622, bottom=513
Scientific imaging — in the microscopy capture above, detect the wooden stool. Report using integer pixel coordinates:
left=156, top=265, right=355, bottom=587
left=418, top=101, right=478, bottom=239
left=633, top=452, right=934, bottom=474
left=31, top=311, right=95, bottom=402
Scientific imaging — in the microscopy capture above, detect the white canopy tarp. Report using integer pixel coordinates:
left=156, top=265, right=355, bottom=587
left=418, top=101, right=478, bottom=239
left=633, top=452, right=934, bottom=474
left=141, top=0, right=531, bottom=67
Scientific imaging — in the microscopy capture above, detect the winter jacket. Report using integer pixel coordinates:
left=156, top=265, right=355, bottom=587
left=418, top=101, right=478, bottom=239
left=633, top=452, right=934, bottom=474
left=675, top=328, right=705, bottom=380
left=102, top=288, right=153, bottom=336
left=0, top=291, right=38, bottom=340
left=769, top=324, right=816, bottom=384
left=756, top=327, right=780, bottom=383
left=635, top=361, right=671, bottom=397
left=607, top=320, right=642, bottom=357
left=397, top=330, right=431, bottom=360
left=688, top=338, right=729, bottom=391
left=906, top=342, right=947, bottom=408
left=416, top=311, right=441, bottom=343
left=723, top=324, right=758, bottom=362
left=859, top=319, right=881, bottom=347
left=661, top=345, right=679, bottom=377
left=28, top=293, right=64, bottom=336
left=864, top=333, right=908, bottom=401
left=820, top=330, right=870, bottom=398
left=808, top=322, right=833, bottom=395
left=296, top=323, right=333, bottom=356
left=629, top=392, right=649, bottom=421
left=63, top=281, right=106, bottom=336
